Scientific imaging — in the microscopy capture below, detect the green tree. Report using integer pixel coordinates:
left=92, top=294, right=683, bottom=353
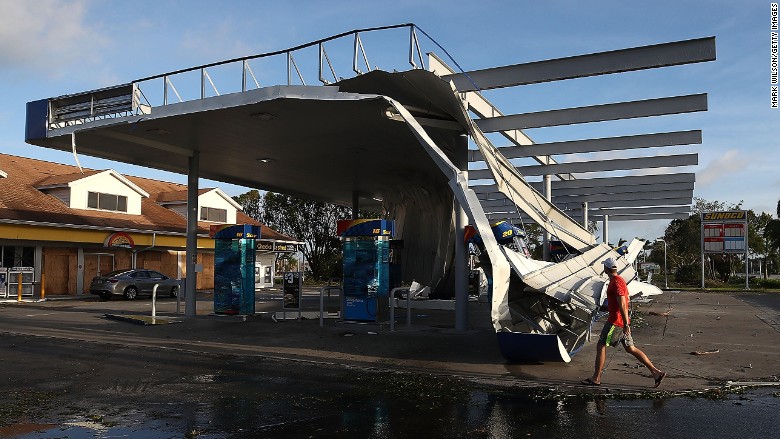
left=692, top=198, right=730, bottom=213
left=764, top=199, right=780, bottom=275
left=260, top=192, right=345, bottom=280
left=662, top=214, right=702, bottom=283
left=521, top=223, right=544, bottom=259
left=749, top=211, right=771, bottom=255
left=766, top=200, right=780, bottom=252
left=259, top=192, right=375, bottom=280
left=232, top=189, right=263, bottom=220
left=749, top=210, right=773, bottom=278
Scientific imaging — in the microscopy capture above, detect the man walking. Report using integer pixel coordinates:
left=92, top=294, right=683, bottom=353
left=581, top=257, right=666, bottom=387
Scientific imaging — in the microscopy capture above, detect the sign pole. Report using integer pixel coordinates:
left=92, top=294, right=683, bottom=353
left=745, top=215, right=749, bottom=290
left=701, top=212, right=705, bottom=289
left=701, top=252, right=705, bottom=289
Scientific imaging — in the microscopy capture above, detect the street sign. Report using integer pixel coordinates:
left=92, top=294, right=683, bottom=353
left=640, top=262, right=661, bottom=271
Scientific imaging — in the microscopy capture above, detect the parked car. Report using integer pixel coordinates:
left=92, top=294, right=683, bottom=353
left=90, top=269, right=179, bottom=300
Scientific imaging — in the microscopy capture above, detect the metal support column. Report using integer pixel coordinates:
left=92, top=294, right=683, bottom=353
left=701, top=252, right=706, bottom=289
left=76, top=248, right=84, bottom=295
left=352, top=190, right=359, bottom=220
left=701, top=218, right=706, bottom=288
left=185, top=152, right=199, bottom=317
left=455, top=133, right=469, bottom=331
left=542, top=174, right=552, bottom=261
left=602, top=214, right=609, bottom=246
left=582, top=201, right=589, bottom=229
left=34, top=246, right=42, bottom=283
left=745, top=231, right=750, bottom=290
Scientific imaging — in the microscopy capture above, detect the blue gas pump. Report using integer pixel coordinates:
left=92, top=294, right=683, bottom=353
left=210, top=224, right=259, bottom=315
left=337, top=219, right=395, bottom=321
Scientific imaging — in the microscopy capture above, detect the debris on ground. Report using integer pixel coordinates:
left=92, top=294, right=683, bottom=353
left=690, top=349, right=720, bottom=355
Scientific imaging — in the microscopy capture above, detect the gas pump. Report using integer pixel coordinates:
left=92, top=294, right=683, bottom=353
left=210, top=224, right=259, bottom=315
left=465, top=221, right=530, bottom=304
left=337, top=219, right=395, bottom=321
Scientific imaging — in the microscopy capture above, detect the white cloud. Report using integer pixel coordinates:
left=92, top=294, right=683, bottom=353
left=697, top=149, right=749, bottom=186
left=0, top=0, right=106, bottom=75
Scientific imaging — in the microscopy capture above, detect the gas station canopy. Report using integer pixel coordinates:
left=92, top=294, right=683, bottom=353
left=26, top=69, right=471, bottom=213
left=26, top=25, right=714, bottom=223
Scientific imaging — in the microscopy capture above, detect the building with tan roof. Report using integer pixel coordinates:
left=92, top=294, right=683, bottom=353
left=0, top=153, right=300, bottom=297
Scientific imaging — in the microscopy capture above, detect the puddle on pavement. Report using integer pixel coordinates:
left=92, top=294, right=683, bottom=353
left=5, top=422, right=182, bottom=439
left=0, top=423, right=56, bottom=437
left=193, top=373, right=217, bottom=383
left=4, top=389, right=778, bottom=438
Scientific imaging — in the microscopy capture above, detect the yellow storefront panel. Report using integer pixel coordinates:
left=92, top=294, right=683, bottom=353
left=0, top=223, right=215, bottom=249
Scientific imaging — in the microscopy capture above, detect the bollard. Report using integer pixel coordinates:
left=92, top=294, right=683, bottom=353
left=319, top=286, right=324, bottom=327
left=319, top=286, right=341, bottom=327
left=389, top=292, right=394, bottom=331
left=176, top=278, right=184, bottom=314
left=389, top=287, right=411, bottom=332
left=40, top=272, right=46, bottom=301
left=152, top=284, right=159, bottom=322
left=406, top=289, right=411, bottom=328
left=17, top=272, right=22, bottom=302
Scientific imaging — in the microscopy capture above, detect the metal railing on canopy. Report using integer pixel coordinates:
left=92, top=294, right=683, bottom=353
left=47, top=24, right=432, bottom=128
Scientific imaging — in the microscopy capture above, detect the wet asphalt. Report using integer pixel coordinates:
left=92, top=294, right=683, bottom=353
left=0, top=289, right=778, bottom=437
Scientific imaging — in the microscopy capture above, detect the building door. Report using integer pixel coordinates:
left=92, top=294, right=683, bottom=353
left=254, top=254, right=276, bottom=288
left=48, top=254, right=70, bottom=296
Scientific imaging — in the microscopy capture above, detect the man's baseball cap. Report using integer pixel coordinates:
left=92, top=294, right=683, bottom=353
left=602, top=258, right=618, bottom=269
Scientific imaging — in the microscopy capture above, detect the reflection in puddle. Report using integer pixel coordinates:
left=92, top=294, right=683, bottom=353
left=0, top=423, right=56, bottom=438
left=5, top=389, right=779, bottom=438
left=193, top=374, right=217, bottom=383
left=63, top=419, right=109, bottom=433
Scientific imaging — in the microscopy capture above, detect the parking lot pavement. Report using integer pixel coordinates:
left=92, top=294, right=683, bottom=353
left=1, top=289, right=778, bottom=393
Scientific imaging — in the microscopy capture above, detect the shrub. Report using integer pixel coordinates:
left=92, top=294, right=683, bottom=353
left=675, top=265, right=700, bottom=284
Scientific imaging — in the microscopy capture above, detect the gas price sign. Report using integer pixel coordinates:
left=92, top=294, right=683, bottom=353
left=701, top=211, right=747, bottom=254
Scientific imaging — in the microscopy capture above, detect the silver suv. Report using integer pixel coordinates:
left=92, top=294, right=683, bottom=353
left=90, top=269, right=179, bottom=300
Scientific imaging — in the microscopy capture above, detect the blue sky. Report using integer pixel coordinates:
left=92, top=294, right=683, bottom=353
left=1, top=0, right=777, bottom=242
